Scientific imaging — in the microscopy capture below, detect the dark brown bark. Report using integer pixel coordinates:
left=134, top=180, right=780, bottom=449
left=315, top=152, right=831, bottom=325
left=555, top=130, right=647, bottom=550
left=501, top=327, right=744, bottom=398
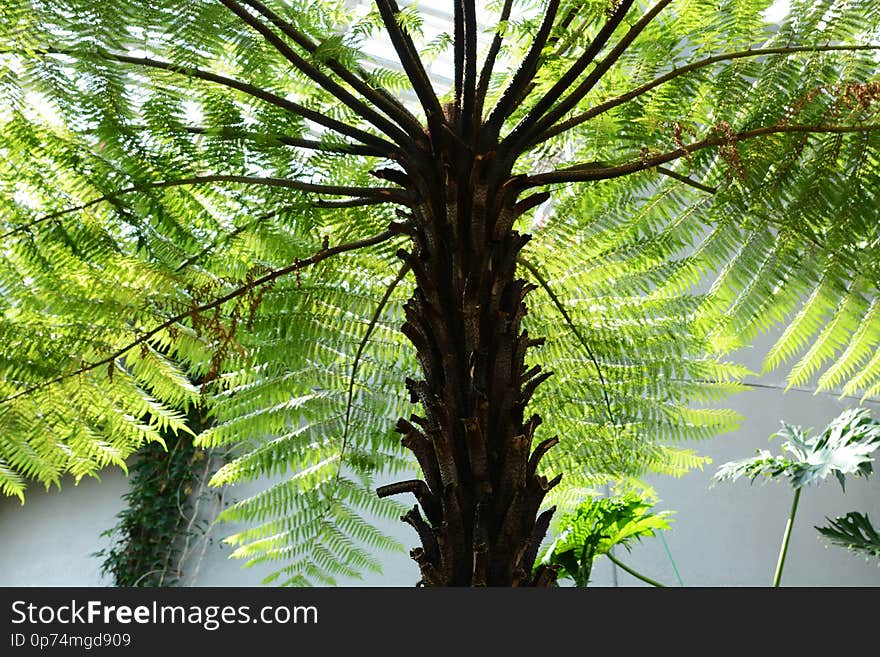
left=379, top=110, right=560, bottom=586
left=508, top=0, right=673, bottom=152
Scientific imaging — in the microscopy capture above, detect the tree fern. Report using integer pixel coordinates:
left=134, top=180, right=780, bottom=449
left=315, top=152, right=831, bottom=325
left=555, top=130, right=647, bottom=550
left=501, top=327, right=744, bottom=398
left=1, top=0, right=878, bottom=586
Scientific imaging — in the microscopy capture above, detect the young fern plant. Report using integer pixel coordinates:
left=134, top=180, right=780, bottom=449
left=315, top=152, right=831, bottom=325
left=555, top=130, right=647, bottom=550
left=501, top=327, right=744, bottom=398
left=713, top=408, right=880, bottom=586
left=536, top=493, right=672, bottom=587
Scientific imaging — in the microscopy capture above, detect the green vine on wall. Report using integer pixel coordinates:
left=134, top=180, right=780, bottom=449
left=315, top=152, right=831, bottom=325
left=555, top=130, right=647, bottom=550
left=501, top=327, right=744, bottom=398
left=95, top=429, right=203, bottom=587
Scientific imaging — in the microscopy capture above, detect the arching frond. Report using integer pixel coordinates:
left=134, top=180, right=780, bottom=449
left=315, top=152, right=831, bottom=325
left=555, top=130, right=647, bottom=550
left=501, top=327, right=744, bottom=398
left=2, top=0, right=879, bottom=585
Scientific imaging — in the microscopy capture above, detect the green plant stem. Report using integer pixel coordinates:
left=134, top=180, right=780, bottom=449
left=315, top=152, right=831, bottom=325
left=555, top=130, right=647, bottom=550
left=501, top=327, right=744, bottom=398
left=658, top=531, right=685, bottom=587
left=606, top=552, right=666, bottom=587
left=773, top=487, right=802, bottom=587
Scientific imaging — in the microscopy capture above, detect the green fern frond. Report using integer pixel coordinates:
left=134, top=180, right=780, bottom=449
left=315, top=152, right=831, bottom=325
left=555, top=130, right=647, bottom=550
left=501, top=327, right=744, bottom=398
left=3, top=0, right=880, bottom=586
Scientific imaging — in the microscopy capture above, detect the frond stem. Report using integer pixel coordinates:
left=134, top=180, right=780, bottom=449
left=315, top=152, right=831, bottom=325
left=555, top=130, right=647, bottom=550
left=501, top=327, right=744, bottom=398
left=374, top=0, right=445, bottom=136
left=312, top=198, right=398, bottom=208
left=523, top=124, right=880, bottom=187
left=656, top=166, right=717, bottom=194
left=453, top=0, right=464, bottom=122
left=218, top=0, right=415, bottom=147
left=696, top=379, right=880, bottom=406
left=177, top=127, right=384, bottom=156
left=2, top=175, right=405, bottom=240
left=499, top=0, right=637, bottom=155
left=0, top=228, right=404, bottom=406
left=238, top=0, right=424, bottom=137
left=485, top=0, right=561, bottom=138
left=605, top=552, right=667, bottom=587
left=11, top=48, right=396, bottom=151
left=511, top=0, right=673, bottom=152
left=461, top=0, right=478, bottom=138
left=474, top=0, right=514, bottom=121
left=536, top=44, right=880, bottom=144
left=335, top=263, right=411, bottom=485
left=518, top=256, right=616, bottom=426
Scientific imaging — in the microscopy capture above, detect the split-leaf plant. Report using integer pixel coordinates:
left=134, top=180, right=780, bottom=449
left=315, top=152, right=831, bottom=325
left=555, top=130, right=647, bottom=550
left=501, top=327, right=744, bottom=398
left=1, top=1, right=879, bottom=585
left=817, top=511, right=880, bottom=563
left=714, top=407, right=880, bottom=586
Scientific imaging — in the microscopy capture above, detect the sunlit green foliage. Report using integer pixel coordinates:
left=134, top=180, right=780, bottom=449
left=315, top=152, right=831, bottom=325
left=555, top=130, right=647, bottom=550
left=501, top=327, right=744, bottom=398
left=537, top=492, right=672, bottom=586
left=1, top=0, right=878, bottom=584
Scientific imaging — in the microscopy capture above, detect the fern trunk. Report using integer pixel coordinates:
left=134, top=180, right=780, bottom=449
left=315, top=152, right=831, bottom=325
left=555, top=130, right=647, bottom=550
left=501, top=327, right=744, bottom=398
left=378, top=126, right=560, bottom=586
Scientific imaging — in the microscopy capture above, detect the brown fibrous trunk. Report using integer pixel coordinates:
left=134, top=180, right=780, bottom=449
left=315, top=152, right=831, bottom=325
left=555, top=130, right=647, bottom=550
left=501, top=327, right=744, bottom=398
left=377, top=123, right=560, bottom=586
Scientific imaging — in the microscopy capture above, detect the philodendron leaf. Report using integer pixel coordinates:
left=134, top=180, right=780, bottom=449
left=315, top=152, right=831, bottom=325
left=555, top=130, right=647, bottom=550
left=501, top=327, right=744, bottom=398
left=816, top=512, right=880, bottom=563
left=712, top=448, right=795, bottom=484
left=784, top=408, right=879, bottom=490
left=714, top=408, right=880, bottom=491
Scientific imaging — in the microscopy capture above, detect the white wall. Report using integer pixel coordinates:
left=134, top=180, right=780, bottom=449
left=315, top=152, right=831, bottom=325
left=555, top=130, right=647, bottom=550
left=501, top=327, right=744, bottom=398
left=0, top=470, right=128, bottom=586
